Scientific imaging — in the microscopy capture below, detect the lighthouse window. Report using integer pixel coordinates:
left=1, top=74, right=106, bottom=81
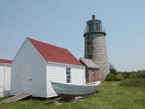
left=90, top=45, right=93, bottom=50
left=66, top=67, right=71, bottom=83
left=88, top=55, right=93, bottom=59
left=89, top=24, right=91, bottom=31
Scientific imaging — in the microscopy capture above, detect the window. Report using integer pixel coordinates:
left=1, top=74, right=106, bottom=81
left=88, top=55, right=93, bottom=59
left=89, top=24, right=91, bottom=32
left=66, top=67, right=71, bottom=83
left=92, top=69, right=95, bottom=77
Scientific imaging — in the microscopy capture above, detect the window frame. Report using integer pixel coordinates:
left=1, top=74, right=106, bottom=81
left=66, top=67, right=71, bottom=83
left=92, top=69, right=95, bottom=78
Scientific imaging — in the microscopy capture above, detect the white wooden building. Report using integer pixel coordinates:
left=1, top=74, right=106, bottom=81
left=11, top=37, right=85, bottom=98
left=0, top=59, right=12, bottom=97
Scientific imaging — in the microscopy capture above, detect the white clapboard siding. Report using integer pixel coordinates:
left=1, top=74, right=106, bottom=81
left=0, top=64, right=11, bottom=97
left=11, top=39, right=47, bottom=97
left=46, top=62, right=85, bottom=98
left=47, top=63, right=66, bottom=97
left=4, top=64, right=11, bottom=97
left=71, top=66, right=86, bottom=85
left=0, top=64, right=4, bottom=97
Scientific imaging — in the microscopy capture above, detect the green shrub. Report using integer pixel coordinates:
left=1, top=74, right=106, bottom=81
left=105, top=74, right=115, bottom=81
left=122, top=72, right=132, bottom=78
left=122, top=74, right=127, bottom=78
left=119, top=78, right=145, bottom=87
left=105, top=74, right=123, bottom=81
left=114, top=75, right=123, bottom=81
left=137, top=71, right=145, bottom=78
left=129, top=73, right=138, bottom=78
left=120, top=71, right=145, bottom=79
left=128, top=71, right=145, bottom=79
left=106, top=73, right=110, bottom=78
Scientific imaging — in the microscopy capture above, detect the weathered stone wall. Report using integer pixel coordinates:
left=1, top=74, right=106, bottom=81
left=84, top=32, right=110, bottom=80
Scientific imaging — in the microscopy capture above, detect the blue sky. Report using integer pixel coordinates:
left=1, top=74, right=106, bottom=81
left=0, top=0, right=145, bottom=72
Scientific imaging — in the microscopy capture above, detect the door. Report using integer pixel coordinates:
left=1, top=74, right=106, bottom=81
left=21, top=64, right=31, bottom=93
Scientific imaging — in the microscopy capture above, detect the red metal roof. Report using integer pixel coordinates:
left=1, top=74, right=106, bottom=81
left=118, top=73, right=123, bottom=78
left=0, top=59, right=12, bottom=64
left=28, top=38, right=83, bottom=66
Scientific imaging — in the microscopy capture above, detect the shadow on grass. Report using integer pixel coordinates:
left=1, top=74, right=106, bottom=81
left=59, top=97, right=72, bottom=102
left=19, top=96, right=58, bottom=102
left=17, top=90, right=100, bottom=104
left=48, top=96, right=59, bottom=100
left=31, top=96, right=58, bottom=101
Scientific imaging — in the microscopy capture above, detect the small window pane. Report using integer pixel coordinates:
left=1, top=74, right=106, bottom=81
left=67, top=76, right=70, bottom=79
left=66, top=72, right=70, bottom=75
left=67, top=80, right=70, bottom=83
left=66, top=67, right=70, bottom=72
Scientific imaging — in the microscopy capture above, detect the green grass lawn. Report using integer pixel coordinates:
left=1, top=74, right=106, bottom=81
left=0, top=81, right=145, bottom=109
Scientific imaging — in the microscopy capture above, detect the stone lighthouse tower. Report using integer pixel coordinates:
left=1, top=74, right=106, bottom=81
left=84, top=15, right=110, bottom=80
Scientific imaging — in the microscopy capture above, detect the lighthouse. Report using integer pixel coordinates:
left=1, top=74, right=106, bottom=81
left=84, top=15, right=110, bottom=80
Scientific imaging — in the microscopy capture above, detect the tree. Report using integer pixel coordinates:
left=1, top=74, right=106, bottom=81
left=109, top=62, right=115, bottom=69
left=109, top=63, right=118, bottom=75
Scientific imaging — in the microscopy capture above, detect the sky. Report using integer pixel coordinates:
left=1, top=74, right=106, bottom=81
left=0, top=0, right=145, bottom=72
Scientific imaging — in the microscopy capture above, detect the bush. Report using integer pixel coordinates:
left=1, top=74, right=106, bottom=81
left=128, top=71, right=145, bottom=79
left=105, top=74, right=123, bottom=81
left=105, top=74, right=115, bottom=81
left=121, top=71, right=145, bottom=79
left=119, top=78, right=145, bottom=87
left=128, top=73, right=138, bottom=78
left=122, top=74, right=127, bottom=78
left=122, top=72, right=131, bottom=78
left=137, top=71, right=145, bottom=78
left=114, top=75, right=123, bottom=81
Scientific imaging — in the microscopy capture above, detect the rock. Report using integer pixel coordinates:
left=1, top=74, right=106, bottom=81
left=54, top=101, right=62, bottom=105
left=56, top=102, right=62, bottom=105
left=54, top=101, right=58, bottom=104
left=78, top=100, right=85, bottom=101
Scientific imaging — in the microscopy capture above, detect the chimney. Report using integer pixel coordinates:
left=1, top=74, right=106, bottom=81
left=92, top=15, right=95, bottom=20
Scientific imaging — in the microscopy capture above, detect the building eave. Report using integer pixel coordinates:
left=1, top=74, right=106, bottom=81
left=47, top=61, right=85, bottom=68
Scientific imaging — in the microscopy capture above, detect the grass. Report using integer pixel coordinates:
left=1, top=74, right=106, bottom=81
left=0, top=81, right=145, bottom=109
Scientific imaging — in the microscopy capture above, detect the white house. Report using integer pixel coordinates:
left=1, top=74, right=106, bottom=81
left=0, top=59, right=12, bottom=97
left=11, top=37, right=85, bottom=98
